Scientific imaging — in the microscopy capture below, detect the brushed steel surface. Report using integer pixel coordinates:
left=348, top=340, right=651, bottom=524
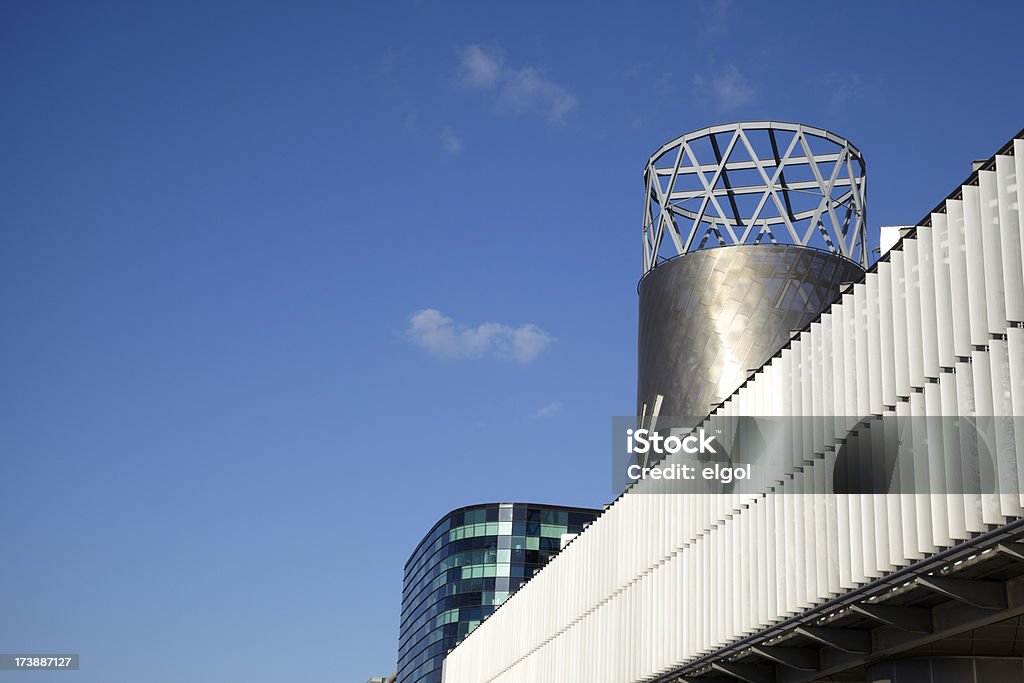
left=637, top=244, right=864, bottom=418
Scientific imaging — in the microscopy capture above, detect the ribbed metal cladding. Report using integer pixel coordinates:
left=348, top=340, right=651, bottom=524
left=637, top=244, right=864, bottom=418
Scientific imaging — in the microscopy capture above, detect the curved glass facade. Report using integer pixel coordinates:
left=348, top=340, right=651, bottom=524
left=397, top=502, right=601, bottom=683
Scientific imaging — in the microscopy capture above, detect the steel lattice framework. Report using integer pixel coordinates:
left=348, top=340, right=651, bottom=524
left=642, top=121, right=868, bottom=274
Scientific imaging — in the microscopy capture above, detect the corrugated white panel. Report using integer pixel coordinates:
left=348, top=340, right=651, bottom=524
left=884, top=409, right=905, bottom=567
left=962, top=185, right=991, bottom=346
left=988, top=340, right=1022, bottom=518
left=890, top=251, right=911, bottom=398
left=910, top=392, right=937, bottom=557
left=1016, top=141, right=1024, bottom=298
left=954, top=360, right=986, bottom=534
left=946, top=199, right=973, bottom=357
left=930, top=213, right=956, bottom=368
left=872, top=445, right=894, bottom=573
left=924, top=383, right=950, bottom=548
left=854, top=286, right=871, bottom=415
left=877, top=263, right=897, bottom=405
left=979, top=170, right=1007, bottom=334
left=896, top=400, right=923, bottom=562
left=799, top=474, right=815, bottom=608
left=821, top=314, right=836, bottom=435
left=1010, top=328, right=1024, bottom=510
left=842, top=293, right=859, bottom=431
left=940, top=372, right=970, bottom=542
left=996, top=155, right=1024, bottom=323
left=971, top=350, right=1003, bottom=526
left=916, top=229, right=940, bottom=378
left=812, top=463, right=830, bottom=599
left=903, top=240, right=926, bottom=388
left=810, top=322, right=826, bottom=452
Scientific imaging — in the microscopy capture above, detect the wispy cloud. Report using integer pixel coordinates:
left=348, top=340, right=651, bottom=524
left=498, top=67, right=578, bottom=120
left=405, top=308, right=553, bottom=364
left=457, top=44, right=578, bottom=122
left=531, top=401, right=563, bottom=420
left=441, top=128, right=463, bottom=154
left=459, top=44, right=504, bottom=88
left=694, top=64, right=755, bottom=112
left=814, top=72, right=865, bottom=114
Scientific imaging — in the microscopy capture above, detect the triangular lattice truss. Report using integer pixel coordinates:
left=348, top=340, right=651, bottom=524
left=642, top=121, right=867, bottom=274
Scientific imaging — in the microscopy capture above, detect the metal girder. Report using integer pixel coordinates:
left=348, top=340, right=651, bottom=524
left=710, top=662, right=775, bottom=682
left=666, top=178, right=856, bottom=202
left=994, top=542, right=1024, bottom=562
left=792, top=626, right=871, bottom=653
left=849, top=603, right=932, bottom=633
left=777, top=576, right=1024, bottom=683
left=709, top=132, right=743, bottom=228
left=750, top=645, right=818, bottom=671
left=768, top=128, right=796, bottom=224
left=651, top=153, right=844, bottom=176
left=915, top=577, right=1009, bottom=609
left=641, top=121, right=868, bottom=275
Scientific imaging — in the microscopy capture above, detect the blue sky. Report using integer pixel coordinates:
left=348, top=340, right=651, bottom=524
left=2, top=2, right=1023, bottom=681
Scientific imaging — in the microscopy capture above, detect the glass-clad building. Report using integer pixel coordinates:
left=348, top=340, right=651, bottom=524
left=397, top=502, right=601, bottom=683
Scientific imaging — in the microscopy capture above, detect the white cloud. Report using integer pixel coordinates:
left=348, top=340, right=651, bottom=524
left=531, top=402, right=563, bottom=420
left=498, top=67, right=578, bottom=121
left=694, top=64, right=755, bottom=112
left=441, top=128, right=463, bottom=154
left=459, top=44, right=504, bottom=88
left=405, top=308, right=553, bottom=364
left=457, top=44, right=578, bottom=122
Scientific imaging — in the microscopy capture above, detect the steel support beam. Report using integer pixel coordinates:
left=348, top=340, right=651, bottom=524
left=994, top=542, right=1024, bottom=563
left=793, top=626, right=870, bottom=654
left=772, top=575, right=1024, bottom=683
left=711, top=662, right=775, bottom=683
left=850, top=603, right=932, bottom=633
left=750, top=646, right=818, bottom=671
left=915, top=577, right=1008, bottom=609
